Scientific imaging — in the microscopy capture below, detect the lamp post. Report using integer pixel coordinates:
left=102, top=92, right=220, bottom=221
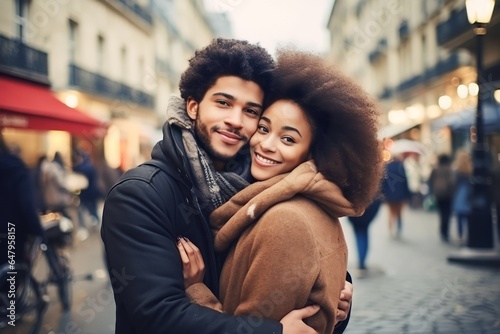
left=448, top=0, right=500, bottom=263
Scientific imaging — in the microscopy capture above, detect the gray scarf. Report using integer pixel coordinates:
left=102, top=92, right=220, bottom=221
left=166, top=96, right=251, bottom=216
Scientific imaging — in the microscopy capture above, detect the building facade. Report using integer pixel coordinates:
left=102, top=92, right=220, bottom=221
left=327, top=0, right=500, bottom=173
left=0, top=0, right=230, bottom=169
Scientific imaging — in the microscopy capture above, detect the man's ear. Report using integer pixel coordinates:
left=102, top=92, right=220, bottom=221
left=186, top=97, right=198, bottom=121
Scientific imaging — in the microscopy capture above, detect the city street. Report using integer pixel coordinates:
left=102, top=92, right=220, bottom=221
left=13, top=227, right=116, bottom=334
left=341, top=205, right=500, bottom=334
left=19, top=206, right=500, bottom=334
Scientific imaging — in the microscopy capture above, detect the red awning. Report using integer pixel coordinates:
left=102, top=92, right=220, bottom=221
left=0, top=77, right=106, bottom=135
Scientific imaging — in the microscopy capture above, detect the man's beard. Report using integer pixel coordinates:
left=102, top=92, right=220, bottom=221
left=194, top=117, right=248, bottom=163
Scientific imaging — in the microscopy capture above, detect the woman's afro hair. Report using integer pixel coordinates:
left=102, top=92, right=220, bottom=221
left=267, top=48, right=384, bottom=210
left=179, top=38, right=274, bottom=102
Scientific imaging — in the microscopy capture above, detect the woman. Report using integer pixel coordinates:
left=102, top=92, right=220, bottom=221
left=178, top=49, right=383, bottom=333
left=381, top=155, right=411, bottom=238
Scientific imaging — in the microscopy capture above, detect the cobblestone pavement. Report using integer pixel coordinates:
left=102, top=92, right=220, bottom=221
left=341, top=205, right=500, bottom=334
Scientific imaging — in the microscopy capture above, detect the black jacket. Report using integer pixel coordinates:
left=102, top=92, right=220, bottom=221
left=101, top=123, right=282, bottom=333
left=0, top=151, right=43, bottom=265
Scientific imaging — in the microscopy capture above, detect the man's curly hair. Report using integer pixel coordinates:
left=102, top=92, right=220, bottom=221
left=267, top=49, right=384, bottom=210
left=179, top=38, right=274, bottom=102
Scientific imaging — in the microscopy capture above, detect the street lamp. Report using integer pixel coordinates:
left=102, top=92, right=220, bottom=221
left=449, top=0, right=499, bottom=263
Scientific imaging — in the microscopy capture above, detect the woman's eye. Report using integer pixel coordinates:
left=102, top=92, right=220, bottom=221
left=283, top=136, right=296, bottom=144
left=257, top=125, right=268, bottom=133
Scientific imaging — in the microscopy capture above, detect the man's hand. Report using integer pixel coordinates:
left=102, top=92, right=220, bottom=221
left=336, top=280, right=353, bottom=322
left=280, top=305, right=320, bottom=334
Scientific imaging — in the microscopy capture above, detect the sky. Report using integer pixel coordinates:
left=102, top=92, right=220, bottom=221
left=205, top=0, right=335, bottom=55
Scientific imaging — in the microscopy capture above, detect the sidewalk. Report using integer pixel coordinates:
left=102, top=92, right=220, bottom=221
left=341, top=205, right=500, bottom=334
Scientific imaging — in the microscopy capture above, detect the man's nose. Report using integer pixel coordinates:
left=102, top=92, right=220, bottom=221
left=225, top=109, right=243, bottom=129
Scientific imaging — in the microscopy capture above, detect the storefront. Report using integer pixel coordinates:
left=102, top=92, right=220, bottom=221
left=0, top=76, right=106, bottom=166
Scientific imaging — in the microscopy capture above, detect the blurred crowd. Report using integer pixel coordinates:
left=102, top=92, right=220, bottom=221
left=0, top=131, right=123, bottom=268
left=347, top=146, right=500, bottom=278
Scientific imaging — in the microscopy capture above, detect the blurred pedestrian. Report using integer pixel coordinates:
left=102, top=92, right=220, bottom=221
left=347, top=198, right=382, bottom=277
left=73, top=149, right=103, bottom=226
left=40, top=151, right=72, bottom=217
left=33, top=154, right=49, bottom=213
left=96, top=159, right=123, bottom=198
left=451, top=149, right=473, bottom=243
left=381, top=155, right=411, bottom=238
left=429, top=154, right=455, bottom=242
left=0, top=132, right=43, bottom=267
left=404, top=154, right=423, bottom=209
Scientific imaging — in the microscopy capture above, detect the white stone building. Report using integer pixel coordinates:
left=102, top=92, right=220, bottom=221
left=327, top=0, right=500, bottom=166
left=0, top=0, right=230, bottom=169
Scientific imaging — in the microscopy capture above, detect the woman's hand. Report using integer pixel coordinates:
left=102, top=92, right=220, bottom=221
left=177, top=237, right=205, bottom=288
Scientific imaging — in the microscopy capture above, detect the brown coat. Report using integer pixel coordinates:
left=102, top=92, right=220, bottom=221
left=187, top=161, right=359, bottom=333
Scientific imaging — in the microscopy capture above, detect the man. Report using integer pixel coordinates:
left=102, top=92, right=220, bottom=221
left=101, top=38, right=352, bottom=334
left=0, top=133, right=44, bottom=267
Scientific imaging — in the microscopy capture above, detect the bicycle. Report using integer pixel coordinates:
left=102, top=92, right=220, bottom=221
left=38, top=212, right=74, bottom=312
left=0, top=236, right=48, bottom=334
left=0, top=212, right=74, bottom=333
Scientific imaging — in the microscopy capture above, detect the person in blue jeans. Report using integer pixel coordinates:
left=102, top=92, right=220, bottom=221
left=451, top=149, right=472, bottom=242
left=348, top=199, right=382, bottom=277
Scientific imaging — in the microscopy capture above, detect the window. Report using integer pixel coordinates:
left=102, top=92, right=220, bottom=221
left=121, top=46, right=128, bottom=82
left=97, top=35, right=105, bottom=72
left=138, top=57, right=144, bottom=87
left=399, top=40, right=411, bottom=82
left=14, top=0, right=28, bottom=40
left=421, top=33, right=427, bottom=72
left=68, top=20, right=78, bottom=62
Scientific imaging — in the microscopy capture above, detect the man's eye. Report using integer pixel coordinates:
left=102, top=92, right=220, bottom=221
left=246, top=108, right=260, bottom=116
left=216, top=100, right=229, bottom=106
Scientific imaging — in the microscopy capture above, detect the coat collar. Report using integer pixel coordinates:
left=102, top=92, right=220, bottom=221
left=210, top=160, right=360, bottom=252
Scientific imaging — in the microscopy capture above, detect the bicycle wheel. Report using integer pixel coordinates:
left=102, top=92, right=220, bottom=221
left=44, top=245, right=73, bottom=311
left=0, top=264, right=47, bottom=334
left=57, top=253, right=73, bottom=311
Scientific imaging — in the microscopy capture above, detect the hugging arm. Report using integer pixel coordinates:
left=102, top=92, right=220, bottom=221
left=177, top=237, right=224, bottom=312
left=178, top=237, right=322, bottom=334
left=179, top=228, right=352, bottom=328
left=101, top=178, right=282, bottom=334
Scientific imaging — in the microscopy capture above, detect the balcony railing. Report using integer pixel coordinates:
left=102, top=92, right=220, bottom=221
left=0, top=34, right=49, bottom=82
left=396, top=75, right=424, bottom=93
left=395, top=52, right=465, bottom=93
left=369, top=50, right=382, bottom=63
left=425, top=52, right=462, bottom=80
left=69, top=64, right=154, bottom=108
left=116, top=0, right=152, bottom=25
left=369, top=38, right=387, bottom=64
left=436, top=8, right=469, bottom=45
left=378, top=87, right=393, bottom=100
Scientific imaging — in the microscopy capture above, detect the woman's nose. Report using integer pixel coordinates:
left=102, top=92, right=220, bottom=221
left=259, top=136, right=277, bottom=152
